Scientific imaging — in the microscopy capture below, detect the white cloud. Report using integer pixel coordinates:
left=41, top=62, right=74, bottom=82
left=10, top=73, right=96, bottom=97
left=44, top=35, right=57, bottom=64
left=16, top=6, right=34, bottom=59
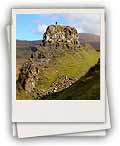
left=32, top=24, right=48, bottom=37
left=64, top=14, right=101, bottom=35
left=70, top=23, right=85, bottom=33
left=37, top=24, right=48, bottom=34
left=32, top=14, right=101, bottom=38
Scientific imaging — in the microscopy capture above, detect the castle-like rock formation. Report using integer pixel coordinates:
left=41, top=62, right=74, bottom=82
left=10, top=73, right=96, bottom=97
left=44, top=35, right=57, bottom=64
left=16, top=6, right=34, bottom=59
left=41, top=24, right=80, bottom=49
left=17, top=24, right=81, bottom=96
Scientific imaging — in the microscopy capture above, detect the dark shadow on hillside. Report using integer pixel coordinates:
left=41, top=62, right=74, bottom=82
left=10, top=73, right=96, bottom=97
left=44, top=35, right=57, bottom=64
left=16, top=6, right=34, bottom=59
left=42, top=59, right=100, bottom=100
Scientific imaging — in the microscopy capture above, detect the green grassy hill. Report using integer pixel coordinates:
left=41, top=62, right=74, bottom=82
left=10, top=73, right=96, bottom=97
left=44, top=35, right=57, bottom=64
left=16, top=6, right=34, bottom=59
left=16, top=44, right=99, bottom=100
left=45, top=59, right=100, bottom=100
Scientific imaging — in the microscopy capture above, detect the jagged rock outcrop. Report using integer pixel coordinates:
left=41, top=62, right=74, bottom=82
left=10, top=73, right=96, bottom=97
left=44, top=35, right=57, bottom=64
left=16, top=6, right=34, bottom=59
left=17, top=59, right=40, bottom=93
left=30, top=25, right=81, bottom=61
left=32, top=75, right=79, bottom=100
left=49, top=75, right=78, bottom=93
left=41, top=24, right=80, bottom=49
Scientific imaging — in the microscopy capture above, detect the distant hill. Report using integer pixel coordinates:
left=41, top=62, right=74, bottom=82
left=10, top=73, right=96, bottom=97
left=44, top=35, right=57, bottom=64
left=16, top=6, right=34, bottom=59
left=16, top=40, right=42, bottom=50
left=16, top=33, right=100, bottom=65
left=79, top=33, right=100, bottom=51
left=16, top=33, right=100, bottom=51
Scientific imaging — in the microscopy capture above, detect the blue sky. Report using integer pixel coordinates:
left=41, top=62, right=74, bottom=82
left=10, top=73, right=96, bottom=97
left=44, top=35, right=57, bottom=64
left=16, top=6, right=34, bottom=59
left=16, top=13, right=100, bottom=41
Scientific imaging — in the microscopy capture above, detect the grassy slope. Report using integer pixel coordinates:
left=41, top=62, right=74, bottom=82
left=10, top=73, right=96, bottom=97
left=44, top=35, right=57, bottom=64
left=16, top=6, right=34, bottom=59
left=16, top=45, right=99, bottom=100
left=36, top=45, right=99, bottom=91
left=47, top=61, right=100, bottom=100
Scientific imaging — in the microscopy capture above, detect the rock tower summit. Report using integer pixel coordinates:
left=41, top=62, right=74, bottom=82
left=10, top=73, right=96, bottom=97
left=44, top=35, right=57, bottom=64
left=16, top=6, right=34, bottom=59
left=42, top=24, right=80, bottom=49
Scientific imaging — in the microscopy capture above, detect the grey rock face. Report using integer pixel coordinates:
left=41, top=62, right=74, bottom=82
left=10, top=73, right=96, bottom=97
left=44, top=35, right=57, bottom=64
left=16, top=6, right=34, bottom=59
left=30, top=24, right=80, bottom=60
left=42, top=25, right=80, bottom=49
left=18, top=59, right=39, bottom=93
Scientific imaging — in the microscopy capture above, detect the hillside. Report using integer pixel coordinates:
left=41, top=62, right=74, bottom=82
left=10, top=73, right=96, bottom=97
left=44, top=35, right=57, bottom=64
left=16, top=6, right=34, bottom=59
left=16, top=45, right=99, bottom=100
left=44, top=59, right=100, bottom=100
left=16, top=24, right=100, bottom=100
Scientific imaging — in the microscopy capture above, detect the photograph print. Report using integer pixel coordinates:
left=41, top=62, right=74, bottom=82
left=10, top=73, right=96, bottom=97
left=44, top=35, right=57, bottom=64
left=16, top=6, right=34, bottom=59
left=16, top=12, right=101, bottom=100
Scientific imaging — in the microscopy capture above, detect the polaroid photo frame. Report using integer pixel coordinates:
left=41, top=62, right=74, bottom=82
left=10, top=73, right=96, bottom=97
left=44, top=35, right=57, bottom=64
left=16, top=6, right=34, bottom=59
left=6, top=26, right=106, bottom=138
left=12, top=8, right=105, bottom=122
